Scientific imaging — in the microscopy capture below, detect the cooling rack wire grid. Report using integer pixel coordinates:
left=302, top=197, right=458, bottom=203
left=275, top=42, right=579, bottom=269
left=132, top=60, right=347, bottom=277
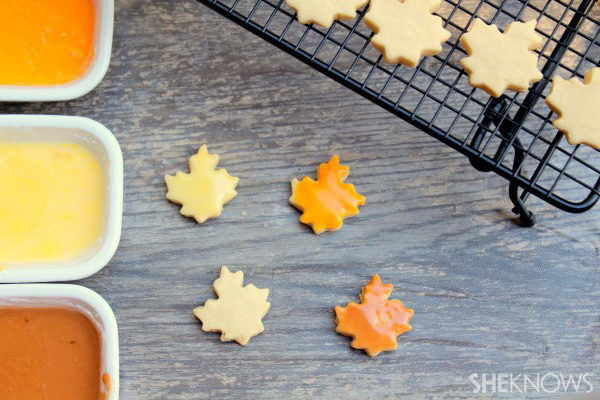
left=196, top=0, right=600, bottom=226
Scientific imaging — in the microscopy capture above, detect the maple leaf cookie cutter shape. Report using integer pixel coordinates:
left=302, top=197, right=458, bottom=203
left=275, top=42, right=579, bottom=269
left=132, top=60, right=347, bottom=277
left=194, top=266, right=270, bottom=345
left=364, top=0, right=451, bottom=67
left=335, top=275, right=413, bottom=357
left=289, top=155, right=365, bottom=234
left=545, top=68, right=600, bottom=150
left=165, top=145, right=239, bottom=224
left=460, top=19, right=543, bottom=98
left=286, top=0, right=369, bottom=28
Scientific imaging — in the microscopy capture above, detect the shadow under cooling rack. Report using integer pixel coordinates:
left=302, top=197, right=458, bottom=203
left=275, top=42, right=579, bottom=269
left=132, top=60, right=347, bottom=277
left=196, top=0, right=600, bottom=225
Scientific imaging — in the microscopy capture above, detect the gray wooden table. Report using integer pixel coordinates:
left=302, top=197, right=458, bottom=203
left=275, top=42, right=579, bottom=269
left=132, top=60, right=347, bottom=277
left=2, top=0, right=600, bottom=398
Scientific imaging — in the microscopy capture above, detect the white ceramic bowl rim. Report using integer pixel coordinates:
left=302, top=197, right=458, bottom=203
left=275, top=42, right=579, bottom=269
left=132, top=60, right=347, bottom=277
left=0, top=0, right=114, bottom=102
left=0, top=284, right=119, bottom=400
left=0, top=115, right=123, bottom=283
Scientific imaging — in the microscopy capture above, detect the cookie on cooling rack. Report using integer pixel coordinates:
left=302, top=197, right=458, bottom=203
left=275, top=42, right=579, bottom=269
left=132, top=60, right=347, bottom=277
left=546, top=67, right=600, bottom=149
left=460, top=18, right=543, bottom=97
left=364, top=0, right=451, bottom=67
left=286, top=0, right=368, bottom=28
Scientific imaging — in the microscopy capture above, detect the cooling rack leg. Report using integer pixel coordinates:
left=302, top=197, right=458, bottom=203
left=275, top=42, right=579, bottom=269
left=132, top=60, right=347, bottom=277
left=468, top=97, right=535, bottom=226
left=509, top=181, right=536, bottom=227
left=506, top=130, right=535, bottom=227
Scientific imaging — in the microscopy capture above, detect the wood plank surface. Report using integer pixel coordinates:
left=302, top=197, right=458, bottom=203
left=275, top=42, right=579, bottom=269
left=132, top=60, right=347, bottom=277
left=2, top=0, right=600, bottom=398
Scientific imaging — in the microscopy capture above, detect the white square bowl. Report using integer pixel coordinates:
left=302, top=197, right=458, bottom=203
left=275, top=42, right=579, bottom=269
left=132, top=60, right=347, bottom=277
left=0, top=284, right=119, bottom=400
left=0, top=0, right=114, bottom=102
left=0, top=115, right=123, bottom=283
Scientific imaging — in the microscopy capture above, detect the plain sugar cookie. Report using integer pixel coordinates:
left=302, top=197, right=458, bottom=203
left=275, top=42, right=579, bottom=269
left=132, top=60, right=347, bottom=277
left=364, top=0, right=451, bottom=67
left=546, top=68, right=600, bottom=149
left=165, top=145, right=239, bottom=224
left=286, top=0, right=368, bottom=28
left=194, top=267, right=270, bottom=345
left=460, top=18, right=543, bottom=97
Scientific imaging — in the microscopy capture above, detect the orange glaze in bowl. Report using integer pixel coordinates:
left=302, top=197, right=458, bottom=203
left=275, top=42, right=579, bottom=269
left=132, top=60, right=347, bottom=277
left=0, top=307, right=102, bottom=400
left=0, top=0, right=95, bottom=86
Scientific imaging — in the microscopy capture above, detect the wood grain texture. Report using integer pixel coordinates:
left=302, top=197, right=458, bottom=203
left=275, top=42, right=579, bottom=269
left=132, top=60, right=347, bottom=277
left=2, top=0, right=600, bottom=398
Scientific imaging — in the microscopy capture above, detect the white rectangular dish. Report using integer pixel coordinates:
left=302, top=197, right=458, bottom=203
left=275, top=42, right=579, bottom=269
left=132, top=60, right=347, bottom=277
left=0, top=284, right=119, bottom=400
left=0, top=115, right=123, bottom=283
left=0, top=0, right=114, bottom=102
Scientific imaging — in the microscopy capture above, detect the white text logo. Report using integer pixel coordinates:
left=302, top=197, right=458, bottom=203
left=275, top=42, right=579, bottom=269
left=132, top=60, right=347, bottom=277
left=469, top=373, right=594, bottom=394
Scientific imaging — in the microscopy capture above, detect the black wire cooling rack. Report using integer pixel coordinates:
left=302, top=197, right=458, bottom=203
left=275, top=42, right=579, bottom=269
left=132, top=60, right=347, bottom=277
left=196, top=0, right=600, bottom=226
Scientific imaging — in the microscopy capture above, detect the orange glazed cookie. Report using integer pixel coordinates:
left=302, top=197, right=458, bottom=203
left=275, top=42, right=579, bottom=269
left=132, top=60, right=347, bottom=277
left=364, top=0, right=450, bottom=67
left=460, top=19, right=543, bottom=97
left=289, top=155, right=365, bottom=234
left=335, top=275, right=413, bottom=356
left=286, top=0, right=368, bottom=28
left=545, top=68, right=600, bottom=149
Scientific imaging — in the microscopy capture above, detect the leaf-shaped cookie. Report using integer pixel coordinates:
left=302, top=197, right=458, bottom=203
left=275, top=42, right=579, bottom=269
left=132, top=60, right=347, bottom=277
left=286, top=0, right=368, bottom=28
left=364, top=0, right=451, bottom=67
left=289, top=155, right=365, bottom=234
left=194, top=266, right=270, bottom=345
left=545, top=68, right=600, bottom=149
left=165, top=145, right=239, bottom=224
left=460, top=19, right=543, bottom=97
left=335, top=275, right=413, bottom=356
